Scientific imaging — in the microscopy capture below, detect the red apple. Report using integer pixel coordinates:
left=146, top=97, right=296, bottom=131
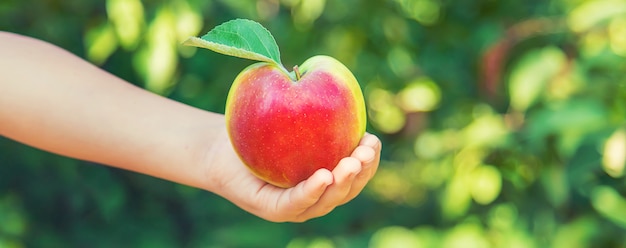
left=225, top=55, right=367, bottom=188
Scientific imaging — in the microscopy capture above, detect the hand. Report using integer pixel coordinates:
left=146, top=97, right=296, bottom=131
left=204, top=130, right=381, bottom=222
left=0, top=32, right=380, bottom=223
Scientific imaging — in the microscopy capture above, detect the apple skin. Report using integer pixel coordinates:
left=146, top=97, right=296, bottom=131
left=225, top=55, right=367, bottom=188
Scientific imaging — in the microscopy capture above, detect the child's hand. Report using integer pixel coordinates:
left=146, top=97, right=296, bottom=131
left=205, top=131, right=381, bottom=222
left=0, top=32, right=380, bottom=223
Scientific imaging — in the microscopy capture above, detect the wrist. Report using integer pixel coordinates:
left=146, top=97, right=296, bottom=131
left=173, top=111, right=229, bottom=192
left=191, top=117, right=225, bottom=192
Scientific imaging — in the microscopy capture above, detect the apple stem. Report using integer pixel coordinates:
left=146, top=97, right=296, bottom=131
left=293, top=65, right=302, bottom=81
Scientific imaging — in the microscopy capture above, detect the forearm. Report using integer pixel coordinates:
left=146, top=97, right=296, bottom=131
left=0, top=31, right=382, bottom=223
left=0, top=31, right=219, bottom=189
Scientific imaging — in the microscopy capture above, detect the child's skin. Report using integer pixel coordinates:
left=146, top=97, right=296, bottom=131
left=0, top=31, right=381, bottom=222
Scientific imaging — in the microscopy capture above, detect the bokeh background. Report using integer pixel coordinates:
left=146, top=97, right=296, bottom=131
left=2, top=0, right=626, bottom=247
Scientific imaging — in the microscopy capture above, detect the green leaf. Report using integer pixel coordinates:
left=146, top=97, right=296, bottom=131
left=183, top=19, right=282, bottom=66
left=508, top=46, right=566, bottom=112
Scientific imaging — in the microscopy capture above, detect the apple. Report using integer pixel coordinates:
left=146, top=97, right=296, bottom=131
left=225, top=55, right=367, bottom=188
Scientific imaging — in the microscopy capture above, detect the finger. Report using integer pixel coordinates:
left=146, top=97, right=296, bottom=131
left=339, top=152, right=380, bottom=204
left=288, top=168, right=333, bottom=208
left=278, top=168, right=333, bottom=221
left=296, top=157, right=361, bottom=219
left=352, top=144, right=376, bottom=163
left=361, top=133, right=382, bottom=174
left=279, top=134, right=382, bottom=221
left=352, top=133, right=382, bottom=180
left=360, top=132, right=381, bottom=148
left=340, top=135, right=382, bottom=204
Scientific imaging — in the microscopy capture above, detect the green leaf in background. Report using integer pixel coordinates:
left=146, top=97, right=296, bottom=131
left=183, top=19, right=282, bottom=66
left=7, top=0, right=626, bottom=246
left=508, top=46, right=566, bottom=112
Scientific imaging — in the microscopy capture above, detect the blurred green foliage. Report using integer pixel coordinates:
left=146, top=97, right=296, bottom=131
left=2, top=0, right=626, bottom=247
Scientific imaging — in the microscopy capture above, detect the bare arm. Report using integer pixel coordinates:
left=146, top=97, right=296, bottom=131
left=0, top=31, right=381, bottom=222
left=0, top=31, right=218, bottom=189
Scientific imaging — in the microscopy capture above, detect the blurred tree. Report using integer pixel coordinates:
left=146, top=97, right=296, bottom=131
left=1, top=0, right=625, bottom=247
